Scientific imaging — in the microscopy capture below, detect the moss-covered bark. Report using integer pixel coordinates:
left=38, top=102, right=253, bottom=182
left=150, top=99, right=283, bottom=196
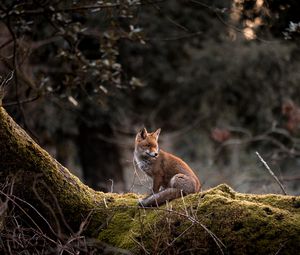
left=0, top=106, right=300, bottom=254
left=0, top=106, right=138, bottom=234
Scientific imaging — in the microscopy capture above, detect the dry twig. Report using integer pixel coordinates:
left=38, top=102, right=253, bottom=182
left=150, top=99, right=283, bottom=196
left=256, top=151, right=287, bottom=195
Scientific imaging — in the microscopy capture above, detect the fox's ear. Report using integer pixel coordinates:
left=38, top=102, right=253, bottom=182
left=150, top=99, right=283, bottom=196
left=136, top=127, right=148, bottom=140
left=152, top=128, right=161, bottom=140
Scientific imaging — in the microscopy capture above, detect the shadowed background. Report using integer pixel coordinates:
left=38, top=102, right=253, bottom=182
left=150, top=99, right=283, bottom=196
left=0, top=0, right=300, bottom=195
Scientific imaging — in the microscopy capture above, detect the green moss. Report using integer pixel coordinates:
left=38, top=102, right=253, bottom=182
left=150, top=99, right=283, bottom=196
left=95, top=184, right=300, bottom=254
left=98, top=212, right=131, bottom=245
left=97, top=197, right=160, bottom=251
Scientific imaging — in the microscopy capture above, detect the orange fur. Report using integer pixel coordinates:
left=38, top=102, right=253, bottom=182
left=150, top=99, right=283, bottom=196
left=134, top=128, right=201, bottom=207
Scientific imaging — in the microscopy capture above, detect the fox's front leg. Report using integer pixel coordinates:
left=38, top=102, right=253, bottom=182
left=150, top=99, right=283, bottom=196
left=152, top=175, right=162, bottom=194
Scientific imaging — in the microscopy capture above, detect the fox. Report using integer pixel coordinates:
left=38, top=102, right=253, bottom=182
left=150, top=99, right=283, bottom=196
left=134, top=127, right=201, bottom=207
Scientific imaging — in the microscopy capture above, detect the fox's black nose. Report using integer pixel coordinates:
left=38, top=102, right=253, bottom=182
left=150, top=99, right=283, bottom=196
left=146, top=151, right=159, bottom=157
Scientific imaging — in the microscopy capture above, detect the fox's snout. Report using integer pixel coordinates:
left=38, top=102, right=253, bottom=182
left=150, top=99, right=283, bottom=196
left=146, top=150, right=159, bottom=158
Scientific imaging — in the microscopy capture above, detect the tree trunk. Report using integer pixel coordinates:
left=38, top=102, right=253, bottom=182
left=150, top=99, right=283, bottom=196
left=0, top=106, right=300, bottom=254
left=77, top=108, right=125, bottom=192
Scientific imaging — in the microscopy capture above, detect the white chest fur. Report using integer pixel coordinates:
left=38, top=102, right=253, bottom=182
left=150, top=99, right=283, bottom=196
left=134, top=154, right=153, bottom=176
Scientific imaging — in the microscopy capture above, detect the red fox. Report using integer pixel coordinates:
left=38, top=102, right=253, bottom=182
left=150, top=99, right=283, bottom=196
left=134, top=128, right=201, bottom=207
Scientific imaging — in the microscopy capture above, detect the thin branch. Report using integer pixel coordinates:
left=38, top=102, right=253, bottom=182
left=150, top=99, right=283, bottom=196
left=4, top=16, right=35, bottom=140
left=255, top=151, right=287, bottom=195
left=162, top=223, right=194, bottom=254
left=3, top=94, right=41, bottom=107
left=138, top=206, right=226, bottom=254
left=0, top=71, right=14, bottom=105
left=214, top=131, right=300, bottom=163
left=0, top=70, right=14, bottom=88
left=148, top=0, right=190, bottom=33
left=0, top=38, right=14, bottom=50
left=2, top=1, right=165, bottom=17
left=146, top=31, right=202, bottom=42
left=189, top=0, right=227, bottom=13
left=130, top=156, right=152, bottom=193
left=190, top=0, right=280, bottom=44
left=0, top=189, right=44, bottom=234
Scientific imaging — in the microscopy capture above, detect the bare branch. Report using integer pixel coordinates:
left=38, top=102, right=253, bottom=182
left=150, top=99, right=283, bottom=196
left=255, top=151, right=287, bottom=195
left=0, top=70, right=14, bottom=106
left=1, top=1, right=165, bottom=18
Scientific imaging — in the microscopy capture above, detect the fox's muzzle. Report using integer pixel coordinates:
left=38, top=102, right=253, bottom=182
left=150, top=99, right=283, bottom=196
left=146, top=151, right=159, bottom=158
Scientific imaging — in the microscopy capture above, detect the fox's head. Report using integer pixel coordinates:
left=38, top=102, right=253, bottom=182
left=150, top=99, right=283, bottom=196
left=135, top=127, right=161, bottom=158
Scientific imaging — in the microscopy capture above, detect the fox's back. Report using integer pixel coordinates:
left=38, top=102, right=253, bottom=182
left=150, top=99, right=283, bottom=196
left=153, top=150, right=190, bottom=174
left=154, top=150, right=200, bottom=191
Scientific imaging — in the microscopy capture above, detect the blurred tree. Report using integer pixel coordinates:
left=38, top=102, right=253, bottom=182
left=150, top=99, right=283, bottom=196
left=0, top=0, right=144, bottom=191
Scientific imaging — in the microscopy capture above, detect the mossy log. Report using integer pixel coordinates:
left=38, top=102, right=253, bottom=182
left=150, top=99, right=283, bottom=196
left=0, top=106, right=300, bottom=254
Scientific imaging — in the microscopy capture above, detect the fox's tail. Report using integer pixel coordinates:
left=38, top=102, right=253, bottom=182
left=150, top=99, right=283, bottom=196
left=139, top=188, right=182, bottom=207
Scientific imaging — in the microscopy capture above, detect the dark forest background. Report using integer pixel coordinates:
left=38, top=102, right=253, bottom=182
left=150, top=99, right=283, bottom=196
left=1, top=0, right=300, bottom=195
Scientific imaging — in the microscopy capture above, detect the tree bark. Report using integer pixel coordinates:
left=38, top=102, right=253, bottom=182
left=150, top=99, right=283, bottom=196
left=0, top=106, right=300, bottom=254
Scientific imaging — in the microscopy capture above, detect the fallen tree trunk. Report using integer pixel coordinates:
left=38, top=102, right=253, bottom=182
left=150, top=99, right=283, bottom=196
left=0, top=106, right=300, bottom=254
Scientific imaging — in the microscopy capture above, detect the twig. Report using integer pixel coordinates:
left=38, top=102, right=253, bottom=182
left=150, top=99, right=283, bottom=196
left=137, top=206, right=226, bottom=254
left=130, top=156, right=152, bottom=193
left=0, top=71, right=14, bottom=105
left=255, top=151, right=287, bottom=195
left=129, top=234, right=150, bottom=255
left=146, top=31, right=202, bottom=42
left=189, top=0, right=280, bottom=44
left=0, top=189, right=68, bottom=253
left=0, top=70, right=14, bottom=88
left=2, top=0, right=165, bottom=17
left=0, top=38, right=14, bottom=50
left=274, top=240, right=288, bottom=255
left=214, top=131, right=300, bottom=164
left=180, top=190, right=189, bottom=217
left=5, top=18, right=37, bottom=141
left=159, top=223, right=194, bottom=254
left=3, top=94, right=41, bottom=107
left=35, top=179, right=75, bottom=234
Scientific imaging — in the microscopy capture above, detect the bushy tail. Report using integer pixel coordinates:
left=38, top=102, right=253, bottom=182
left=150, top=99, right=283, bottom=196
left=139, top=188, right=182, bottom=207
